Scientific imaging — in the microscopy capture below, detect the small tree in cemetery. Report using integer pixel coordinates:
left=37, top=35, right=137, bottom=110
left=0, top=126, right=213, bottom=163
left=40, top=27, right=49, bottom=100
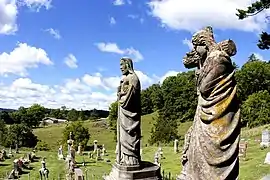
left=62, top=121, right=90, bottom=148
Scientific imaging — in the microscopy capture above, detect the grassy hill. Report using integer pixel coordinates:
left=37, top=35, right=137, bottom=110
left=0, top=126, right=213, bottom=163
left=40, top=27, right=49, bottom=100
left=1, top=113, right=270, bottom=179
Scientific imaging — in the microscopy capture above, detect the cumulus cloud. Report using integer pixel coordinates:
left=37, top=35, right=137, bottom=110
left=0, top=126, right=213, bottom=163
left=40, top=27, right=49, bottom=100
left=182, top=38, right=193, bottom=50
left=21, top=0, right=52, bottom=11
left=0, top=70, right=179, bottom=110
left=0, top=0, right=18, bottom=34
left=95, top=42, right=144, bottom=62
left=45, top=28, right=61, bottom=39
left=110, top=17, right=116, bottom=25
left=0, top=0, right=51, bottom=35
left=113, top=0, right=131, bottom=6
left=253, top=53, right=267, bottom=61
left=159, top=70, right=179, bottom=83
left=64, top=54, right=78, bottom=69
left=148, top=0, right=270, bottom=32
left=128, top=14, right=144, bottom=24
left=0, top=42, right=53, bottom=76
left=113, top=0, right=124, bottom=6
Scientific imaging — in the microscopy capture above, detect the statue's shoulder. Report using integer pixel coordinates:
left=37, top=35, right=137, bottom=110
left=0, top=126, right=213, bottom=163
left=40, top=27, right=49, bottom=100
left=207, top=50, right=231, bottom=64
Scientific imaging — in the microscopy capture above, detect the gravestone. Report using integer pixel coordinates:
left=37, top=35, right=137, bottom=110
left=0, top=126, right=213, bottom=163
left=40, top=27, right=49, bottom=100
left=67, top=132, right=74, bottom=158
left=74, top=168, right=83, bottom=180
left=93, top=140, right=98, bottom=153
left=96, top=148, right=102, bottom=161
left=264, top=152, right=270, bottom=164
left=15, top=143, right=19, bottom=154
left=239, top=141, right=248, bottom=159
left=8, top=146, right=13, bottom=158
left=261, top=130, right=270, bottom=148
left=101, top=144, right=106, bottom=156
left=174, top=139, right=179, bottom=153
left=58, top=145, right=64, bottom=160
left=77, top=143, right=82, bottom=155
left=154, top=152, right=160, bottom=166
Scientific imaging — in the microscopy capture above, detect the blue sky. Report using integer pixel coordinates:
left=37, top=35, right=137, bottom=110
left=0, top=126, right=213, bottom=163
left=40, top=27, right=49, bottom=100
left=0, top=0, right=269, bottom=110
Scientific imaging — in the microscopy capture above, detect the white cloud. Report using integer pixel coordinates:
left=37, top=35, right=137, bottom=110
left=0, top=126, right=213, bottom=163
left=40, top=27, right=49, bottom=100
left=110, top=17, right=116, bottom=25
left=0, top=0, right=51, bottom=35
left=253, top=53, right=267, bottom=61
left=148, top=0, right=270, bottom=32
left=0, top=69, right=180, bottom=110
left=64, top=54, right=78, bottom=69
left=159, top=70, right=179, bottom=83
left=21, top=0, right=52, bottom=11
left=113, top=0, right=124, bottom=6
left=0, top=0, right=18, bottom=35
left=45, top=28, right=61, bottom=39
left=95, top=42, right=144, bottom=62
left=182, top=38, right=193, bottom=50
left=0, top=42, right=53, bottom=76
left=128, top=14, right=144, bottom=24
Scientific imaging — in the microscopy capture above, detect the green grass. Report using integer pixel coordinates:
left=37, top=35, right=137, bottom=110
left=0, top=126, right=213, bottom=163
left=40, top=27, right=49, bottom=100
left=1, top=113, right=270, bottom=179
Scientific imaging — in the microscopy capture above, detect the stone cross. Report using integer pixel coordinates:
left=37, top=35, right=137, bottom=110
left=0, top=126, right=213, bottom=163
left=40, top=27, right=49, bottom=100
left=67, top=132, right=74, bottom=158
left=174, top=139, right=179, bottom=153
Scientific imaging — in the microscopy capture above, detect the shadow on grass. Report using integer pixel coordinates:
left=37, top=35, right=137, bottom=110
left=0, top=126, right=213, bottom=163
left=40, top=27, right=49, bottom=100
left=0, top=163, right=9, bottom=166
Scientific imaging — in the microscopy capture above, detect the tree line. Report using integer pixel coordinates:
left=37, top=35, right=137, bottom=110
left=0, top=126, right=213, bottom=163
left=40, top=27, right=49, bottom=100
left=108, top=54, right=270, bottom=145
left=0, top=105, right=107, bottom=148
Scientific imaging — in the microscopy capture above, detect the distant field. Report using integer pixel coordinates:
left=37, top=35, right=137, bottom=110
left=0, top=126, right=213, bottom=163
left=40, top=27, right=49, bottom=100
left=1, top=113, right=270, bottom=179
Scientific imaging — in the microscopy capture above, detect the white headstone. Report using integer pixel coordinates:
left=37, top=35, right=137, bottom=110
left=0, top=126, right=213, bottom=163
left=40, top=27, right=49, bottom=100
left=265, top=152, right=270, bottom=164
left=77, top=144, right=82, bottom=155
left=174, top=139, right=179, bottom=153
left=261, top=130, right=270, bottom=148
left=93, top=140, right=98, bottom=153
left=58, top=145, right=64, bottom=160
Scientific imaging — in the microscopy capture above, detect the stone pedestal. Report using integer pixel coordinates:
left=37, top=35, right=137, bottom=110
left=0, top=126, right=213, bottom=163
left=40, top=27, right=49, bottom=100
left=104, top=161, right=161, bottom=180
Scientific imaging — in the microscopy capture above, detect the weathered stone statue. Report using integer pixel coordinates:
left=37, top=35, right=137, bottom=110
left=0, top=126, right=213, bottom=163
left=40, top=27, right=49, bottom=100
left=117, top=57, right=141, bottom=166
left=104, top=57, right=161, bottom=180
left=178, top=26, right=240, bottom=180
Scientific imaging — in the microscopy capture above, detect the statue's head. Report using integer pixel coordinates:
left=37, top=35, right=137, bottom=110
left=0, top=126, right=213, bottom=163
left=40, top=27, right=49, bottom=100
left=120, top=57, right=134, bottom=75
left=191, top=26, right=217, bottom=59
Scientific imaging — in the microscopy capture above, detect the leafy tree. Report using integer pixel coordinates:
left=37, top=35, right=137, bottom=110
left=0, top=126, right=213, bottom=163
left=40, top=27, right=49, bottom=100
left=236, top=0, right=270, bottom=50
left=67, top=108, right=79, bottom=121
left=0, top=119, right=8, bottom=145
left=79, top=110, right=87, bottom=121
left=108, top=101, right=118, bottom=141
left=241, top=90, right=270, bottom=127
left=0, top=111, right=14, bottom=124
left=10, top=106, right=29, bottom=124
left=2, top=124, right=38, bottom=147
left=161, top=71, right=197, bottom=122
left=26, top=104, right=46, bottom=127
left=49, top=108, right=65, bottom=119
left=235, top=58, right=270, bottom=103
left=62, top=121, right=90, bottom=148
left=148, top=84, right=164, bottom=111
left=141, top=89, right=154, bottom=115
left=148, top=111, right=179, bottom=145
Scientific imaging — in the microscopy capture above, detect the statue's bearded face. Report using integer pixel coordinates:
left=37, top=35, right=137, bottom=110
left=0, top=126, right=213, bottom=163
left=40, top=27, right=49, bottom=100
left=120, top=60, right=128, bottom=75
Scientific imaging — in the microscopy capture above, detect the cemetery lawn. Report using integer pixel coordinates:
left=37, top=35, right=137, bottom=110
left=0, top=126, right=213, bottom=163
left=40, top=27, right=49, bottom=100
left=1, top=113, right=270, bottom=179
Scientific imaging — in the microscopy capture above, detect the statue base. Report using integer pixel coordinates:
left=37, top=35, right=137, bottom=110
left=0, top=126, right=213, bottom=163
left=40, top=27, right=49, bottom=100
left=104, top=161, right=161, bottom=180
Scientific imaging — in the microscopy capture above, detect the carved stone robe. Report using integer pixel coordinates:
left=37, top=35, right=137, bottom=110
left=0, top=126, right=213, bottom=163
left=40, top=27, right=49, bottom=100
left=118, top=71, right=141, bottom=164
left=186, top=50, right=240, bottom=180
